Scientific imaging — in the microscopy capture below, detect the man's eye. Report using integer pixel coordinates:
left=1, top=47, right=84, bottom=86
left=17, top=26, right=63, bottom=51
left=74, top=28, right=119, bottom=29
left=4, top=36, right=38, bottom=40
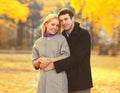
left=64, top=18, right=68, bottom=21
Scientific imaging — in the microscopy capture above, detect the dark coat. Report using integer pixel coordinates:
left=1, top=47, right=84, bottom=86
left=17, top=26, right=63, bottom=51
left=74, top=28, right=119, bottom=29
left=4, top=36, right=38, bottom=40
left=54, top=22, right=93, bottom=91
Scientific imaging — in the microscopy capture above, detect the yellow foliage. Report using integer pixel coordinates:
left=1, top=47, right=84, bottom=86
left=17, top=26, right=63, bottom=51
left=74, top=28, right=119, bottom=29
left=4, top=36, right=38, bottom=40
left=70, top=0, right=84, bottom=14
left=38, top=0, right=60, bottom=17
left=0, top=0, right=29, bottom=23
left=70, top=0, right=120, bottom=37
left=58, top=0, right=70, bottom=7
left=58, top=0, right=65, bottom=6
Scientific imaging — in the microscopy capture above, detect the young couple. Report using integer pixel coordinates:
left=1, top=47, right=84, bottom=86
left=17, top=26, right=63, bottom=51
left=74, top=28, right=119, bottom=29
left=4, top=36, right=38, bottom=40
left=32, top=8, right=93, bottom=93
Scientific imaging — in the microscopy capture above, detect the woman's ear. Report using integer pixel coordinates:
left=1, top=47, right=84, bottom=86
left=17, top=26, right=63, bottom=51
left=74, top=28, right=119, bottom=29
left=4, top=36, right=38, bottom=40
left=44, top=23, right=48, bottom=31
left=44, top=22, right=48, bottom=27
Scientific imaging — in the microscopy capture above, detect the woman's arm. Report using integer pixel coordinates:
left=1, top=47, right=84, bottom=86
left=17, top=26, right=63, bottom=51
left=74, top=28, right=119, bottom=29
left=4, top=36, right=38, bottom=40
left=32, top=47, right=41, bottom=70
left=42, top=35, right=70, bottom=71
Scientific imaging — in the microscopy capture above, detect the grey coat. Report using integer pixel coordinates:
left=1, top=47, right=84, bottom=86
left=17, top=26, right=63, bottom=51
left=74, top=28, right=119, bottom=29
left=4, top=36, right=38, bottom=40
left=32, top=34, right=70, bottom=93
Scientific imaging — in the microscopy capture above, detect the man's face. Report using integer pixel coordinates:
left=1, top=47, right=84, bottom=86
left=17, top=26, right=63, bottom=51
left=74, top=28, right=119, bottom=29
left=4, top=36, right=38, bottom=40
left=59, top=14, right=74, bottom=32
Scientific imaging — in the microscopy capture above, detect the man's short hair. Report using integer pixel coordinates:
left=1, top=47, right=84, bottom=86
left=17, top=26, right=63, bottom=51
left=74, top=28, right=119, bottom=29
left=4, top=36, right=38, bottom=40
left=58, top=8, right=74, bottom=19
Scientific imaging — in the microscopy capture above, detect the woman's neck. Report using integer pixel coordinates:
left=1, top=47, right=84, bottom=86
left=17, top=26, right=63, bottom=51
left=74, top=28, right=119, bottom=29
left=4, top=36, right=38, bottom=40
left=44, top=32, right=56, bottom=37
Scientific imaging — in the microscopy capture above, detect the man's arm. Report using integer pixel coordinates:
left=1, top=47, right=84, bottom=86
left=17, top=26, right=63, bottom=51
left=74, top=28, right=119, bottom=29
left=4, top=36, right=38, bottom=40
left=54, top=30, right=91, bottom=73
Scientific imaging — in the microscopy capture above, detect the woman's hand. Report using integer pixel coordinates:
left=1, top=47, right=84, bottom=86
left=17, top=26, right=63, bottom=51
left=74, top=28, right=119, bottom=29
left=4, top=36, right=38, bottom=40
left=34, top=60, right=41, bottom=69
left=39, top=57, right=57, bottom=70
left=38, top=57, right=51, bottom=69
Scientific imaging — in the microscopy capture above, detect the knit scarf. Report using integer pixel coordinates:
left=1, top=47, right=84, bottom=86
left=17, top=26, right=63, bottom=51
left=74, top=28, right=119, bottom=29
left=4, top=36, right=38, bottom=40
left=44, top=32, right=56, bottom=37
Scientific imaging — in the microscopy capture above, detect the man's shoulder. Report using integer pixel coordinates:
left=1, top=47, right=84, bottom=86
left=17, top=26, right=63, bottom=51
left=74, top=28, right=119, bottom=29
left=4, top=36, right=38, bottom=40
left=79, top=26, right=88, bottom=32
left=75, top=27, right=90, bottom=40
left=76, top=26, right=88, bottom=36
left=74, top=22, right=88, bottom=34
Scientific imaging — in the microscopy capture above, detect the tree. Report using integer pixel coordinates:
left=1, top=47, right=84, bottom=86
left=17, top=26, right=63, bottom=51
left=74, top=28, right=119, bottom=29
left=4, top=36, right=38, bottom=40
left=0, top=0, right=30, bottom=48
left=28, top=1, right=42, bottom=45
left=0, top=0, right=29, bottom=23
left=69, top=0, right=120, bottom=37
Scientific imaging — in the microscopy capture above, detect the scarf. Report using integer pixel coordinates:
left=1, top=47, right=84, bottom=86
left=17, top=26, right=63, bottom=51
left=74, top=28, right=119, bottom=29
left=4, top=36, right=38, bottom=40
left=44, top=32, right=56, bottom=37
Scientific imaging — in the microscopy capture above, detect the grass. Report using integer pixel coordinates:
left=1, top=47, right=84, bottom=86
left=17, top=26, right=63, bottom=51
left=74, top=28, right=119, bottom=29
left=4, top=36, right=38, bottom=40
left=91, top=55, right=120, bottom=93
left=0, top=53, right=120, bottom=93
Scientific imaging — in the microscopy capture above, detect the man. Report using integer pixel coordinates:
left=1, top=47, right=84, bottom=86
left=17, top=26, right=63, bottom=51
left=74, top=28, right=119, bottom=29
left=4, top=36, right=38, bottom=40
left=40, top=8, right=93, bottom=93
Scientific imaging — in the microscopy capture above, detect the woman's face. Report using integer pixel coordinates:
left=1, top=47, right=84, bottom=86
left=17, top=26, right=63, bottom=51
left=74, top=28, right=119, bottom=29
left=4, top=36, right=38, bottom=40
left=45, top=18, right=60, bottom=34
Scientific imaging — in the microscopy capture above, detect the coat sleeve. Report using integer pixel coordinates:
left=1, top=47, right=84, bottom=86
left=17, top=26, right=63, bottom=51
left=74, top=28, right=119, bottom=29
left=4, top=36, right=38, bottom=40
left=54, top=30, right=91, bottom=73
left=32, top=44, right=40, bottom=70
left=55, top=36, right=70, bottom=60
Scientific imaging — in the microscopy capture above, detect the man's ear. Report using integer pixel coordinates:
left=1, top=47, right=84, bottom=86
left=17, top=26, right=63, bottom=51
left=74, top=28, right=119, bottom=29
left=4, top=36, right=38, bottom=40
left=72, top=16, right=75, bottom=22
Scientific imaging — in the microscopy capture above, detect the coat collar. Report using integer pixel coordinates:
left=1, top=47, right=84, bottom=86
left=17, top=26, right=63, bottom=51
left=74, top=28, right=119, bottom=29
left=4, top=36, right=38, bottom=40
left=63, top=22, right=80, bottom=36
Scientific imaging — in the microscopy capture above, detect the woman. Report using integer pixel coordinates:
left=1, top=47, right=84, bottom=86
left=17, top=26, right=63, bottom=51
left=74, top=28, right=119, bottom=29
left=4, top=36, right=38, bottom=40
left=32, top=14, right=70, bottom=93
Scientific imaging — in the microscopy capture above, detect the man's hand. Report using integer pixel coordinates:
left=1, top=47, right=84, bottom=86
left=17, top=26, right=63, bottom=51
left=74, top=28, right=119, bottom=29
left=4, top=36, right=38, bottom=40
left=44, top=63, right=55, bottom=71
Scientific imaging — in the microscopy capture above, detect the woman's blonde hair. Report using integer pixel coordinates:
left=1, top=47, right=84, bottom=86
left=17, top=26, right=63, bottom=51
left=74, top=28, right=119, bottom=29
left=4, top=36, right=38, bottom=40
left=41, top=14, right=61, bottom=37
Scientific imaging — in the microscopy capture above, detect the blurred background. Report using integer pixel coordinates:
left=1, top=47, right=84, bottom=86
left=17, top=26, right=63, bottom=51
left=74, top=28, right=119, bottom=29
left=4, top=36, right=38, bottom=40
left=0, top=0, right=120, bottom=55
left=0, top=0, right=120, bottom=93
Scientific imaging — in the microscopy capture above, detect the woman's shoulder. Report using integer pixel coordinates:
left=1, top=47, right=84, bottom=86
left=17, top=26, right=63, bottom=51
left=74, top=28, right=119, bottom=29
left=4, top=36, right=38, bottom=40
left=34, top=37, right=43, bottom=45
left=55, top=34, right=66, bottom=40
left=56, top=34, right=64, bottom=38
